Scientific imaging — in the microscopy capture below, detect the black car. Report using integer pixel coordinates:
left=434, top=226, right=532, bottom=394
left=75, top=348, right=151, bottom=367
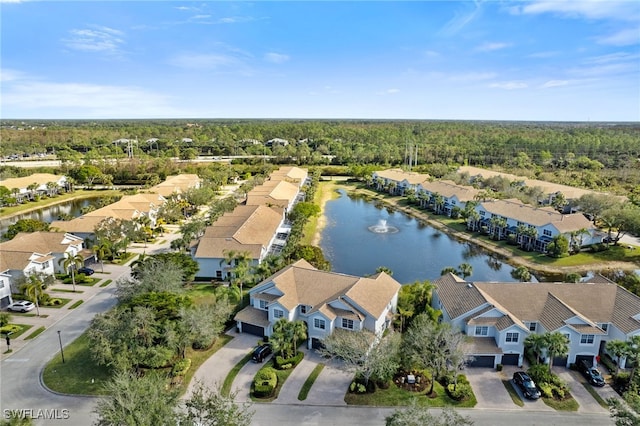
left=77, top=267, right=95, bottom=276
left=513, top=371, right=541, bottom=399
left=577, top=360, right=605, bottom=387
left=251, top=344, right=272, bottom=363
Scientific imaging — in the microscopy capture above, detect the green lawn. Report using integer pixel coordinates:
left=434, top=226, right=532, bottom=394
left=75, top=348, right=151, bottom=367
left=185, top=282, right=219, bottom=305
left=99, top=279, right=113, bottom=288
left=68, top=300, right=84, bottom=309
left=41, top=298, right=72, bottom=309
left=501, top=379, right=525, bottom=407
left=298, top=364, right=325, bottom=401
left=541, top=395, right=580, bottom=411
left=49, top=288, right=84, bottom=293
left=251, top=357, right=303, bottom=402
left=344, top=376, right=477, bottom=408
left=24, top=326, right=46, bottom=340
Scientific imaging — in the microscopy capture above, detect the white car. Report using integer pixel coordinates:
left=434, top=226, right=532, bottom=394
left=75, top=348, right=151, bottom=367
left=7, top=300, right=35, bottom=313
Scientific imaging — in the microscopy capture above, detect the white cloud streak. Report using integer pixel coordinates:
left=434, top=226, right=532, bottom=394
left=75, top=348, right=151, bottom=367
left=512, top=0, right=639, bottom=21
left=489, top=81, right=528, bottom=90
left=63, top=25, right=125, bottom=54
left=597, top=28, right=640, bottom=46
left=264, top=52, right=290, bottom=64
left=476, top=42, right=512, bottom=52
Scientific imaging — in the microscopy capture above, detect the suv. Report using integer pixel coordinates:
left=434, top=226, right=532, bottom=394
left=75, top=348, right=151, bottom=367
left=78, top=267, right=95, bottom=276
left=577, top=360, right=605, bottom=387
left=251, top=344, right=272, bottom=363
left=513, top=371, right=541, bottom=399
left=7, top=300, right=35, bottom=313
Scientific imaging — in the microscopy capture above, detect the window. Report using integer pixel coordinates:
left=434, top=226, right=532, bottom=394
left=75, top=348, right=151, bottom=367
left=0, top=280, right=4, bottom=289
left=42, top=261, right=49, bottom=269
left=314, top=318, right=325, bottom=330
left=580, top=334, right=595, bottom=344
left=479, top=211, right=485, bottom=217
left=273, top=309, right=284, bottom=319
left=543, top=229, right=552, bottom=237
left=564, top=333, right=571, bottom=343
left=529, top=322, right=537, bottom=332
left=342, top=318, right=354, bottom=329
left=300, top=305, right=307, bottom=314
left=475, top=326, right=488, bottom=336
left=259, top=300, right=267, bottom=310
left=600, top=323, right=609, bottom=332
left=506, top=332, right=519, bottom=343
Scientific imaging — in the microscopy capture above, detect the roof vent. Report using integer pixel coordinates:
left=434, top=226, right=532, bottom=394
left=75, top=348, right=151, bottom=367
left=467, top=283, right=473, bottom=288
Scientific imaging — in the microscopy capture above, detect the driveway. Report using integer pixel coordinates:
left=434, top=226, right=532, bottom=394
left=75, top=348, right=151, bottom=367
left=500, top=366, right=553, bottom=410
left=296, top=350, right=352, bottom=406
left=555, top=368, right=608, bottom=413
left=465, top=367, right=518, bottom=409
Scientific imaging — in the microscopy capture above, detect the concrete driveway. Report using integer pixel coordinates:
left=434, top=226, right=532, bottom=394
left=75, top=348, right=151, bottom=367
left=465, top=367, right=522, bottom=409
left=501, top=365, right=554, bottom=410
left=555, top=368, right=608, bottom=413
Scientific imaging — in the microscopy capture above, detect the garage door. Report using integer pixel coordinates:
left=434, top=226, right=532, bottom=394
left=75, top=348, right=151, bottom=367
left=0, top=296, right=10, bottom=309
left=553, top=356, right=568, bottom=368
left=468, top=355, right=495, bottom=368
left=502, top=354, right=519, bottom=366
left=311, top=338, right=325, bottom=350
left=241, top=322, right=265, bottom=337
left=575, top=355, right=594, bottom=366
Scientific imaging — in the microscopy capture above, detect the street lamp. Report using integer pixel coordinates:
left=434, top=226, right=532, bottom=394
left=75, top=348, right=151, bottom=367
left=57, top=330, right=65, bottom=363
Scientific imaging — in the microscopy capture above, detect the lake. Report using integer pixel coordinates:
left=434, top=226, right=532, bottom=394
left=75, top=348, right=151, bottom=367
left=319, top=189, right=524, bottom=284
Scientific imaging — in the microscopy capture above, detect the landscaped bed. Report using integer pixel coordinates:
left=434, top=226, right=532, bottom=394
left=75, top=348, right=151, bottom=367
left=251, top=351, right=304, bottom=402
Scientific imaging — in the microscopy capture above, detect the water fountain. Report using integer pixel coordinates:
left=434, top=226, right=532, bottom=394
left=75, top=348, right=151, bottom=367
left=368, top=219, right=399, bottom=234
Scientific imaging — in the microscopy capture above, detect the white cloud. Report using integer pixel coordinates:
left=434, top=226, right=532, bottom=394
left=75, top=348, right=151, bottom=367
left=264, top=52, right=290, bottom=64
left=191, top=15, right=211, bottom=20
left=2, top=78, right=182, bottom=117
left=540, top=80, right=569, bottom=88
left=440, top=1, right=483, bottom=36
left=597, top=28, right=640, bottom=46
left=512, top=0, right=639, bottom=22
left=476, top=42, right=512, bottom=52
left=585, top=51, right=639, bottom=64
left=169, top=53, right=242, bottom=70
left=489, top=81, right=528, bottom=90
left=0, top=0, right=26, bottom=3
left=63, top=25, right=125, bottom=54
left=0, top=68, right=27, bottom=82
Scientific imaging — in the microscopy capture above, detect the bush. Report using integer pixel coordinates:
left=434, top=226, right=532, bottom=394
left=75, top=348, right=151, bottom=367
left=539, top=383, right=553, bottom=399
left=349, top=381, right=367, bottom=394
left=275, top=351, right=304, bottom=369
left=614, top=372, right=631, bottom=389
left=496, top=364, right=503, bottom=371
left=446, top=382, right=473, bottom=401
left=171, top=358, right=191, bottom=377
left=0, top=325, right=21, bottom=335
left=253, top=367, right=277, bottom=398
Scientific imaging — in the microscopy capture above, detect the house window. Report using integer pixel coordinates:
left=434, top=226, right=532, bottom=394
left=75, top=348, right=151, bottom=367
left=259, top=300, right=267, bottom=310
left=314, top=318, right=325, bottom=330
left=506, top=332, right=519, bottom=343
left=580, top=334, right=595, bottom=345
left=342, top=318, right=354, bottom=329
left=475, top=326, right=488, bottom=336
left=564, top=333, right=571, bottom=343
left=600, top=323, right=609, bottom=332
left=543, top=229, right=552, bottom=237
left=42, top=261, right=49, bottom=269
left=529, top=322, right=537, bottom=332
left=0, top=280, right=4, bottom=289
left=300, top=305, right=307, bottom=314
left=273, top=309, right=284, bottom=319
left=479, top=211, right=485, bottom=217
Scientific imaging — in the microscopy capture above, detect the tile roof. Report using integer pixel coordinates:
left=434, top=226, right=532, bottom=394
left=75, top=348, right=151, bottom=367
left=478, top=198, right=593, bottom=231
left=0, top=231, right=82, bottom=254
left=0, top=173, right=65, bottom=190
left=256, top=259, right=400, bottom=321
left=374, top=168, right=430, bottom=185
left=0, top=251, right=34, bottom=271
left=269, top=167, right=308, bottom=183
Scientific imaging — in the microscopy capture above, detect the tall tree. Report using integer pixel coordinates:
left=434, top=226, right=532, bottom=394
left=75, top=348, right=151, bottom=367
left=181, top=381, right=254, bottom=426
left=605, top=340, right=629, bottom=374
left=386, top=403, right=474, bottom=426
left=544, top=332, right=570, bottom=373
left=58, top=252, right=84, bottom=292
left=21, top=274, right=45, bottom=317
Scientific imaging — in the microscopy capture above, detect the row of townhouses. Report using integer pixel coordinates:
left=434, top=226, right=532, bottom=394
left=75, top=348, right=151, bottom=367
left=371, top=168, right=604, bottom=252
left=1, top=173, right=69, bottom=203
left=432, top=273, right=640, bottom=369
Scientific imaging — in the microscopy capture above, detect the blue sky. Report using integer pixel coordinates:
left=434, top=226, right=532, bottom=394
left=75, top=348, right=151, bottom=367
left=1, top=1, right=639, bottom=121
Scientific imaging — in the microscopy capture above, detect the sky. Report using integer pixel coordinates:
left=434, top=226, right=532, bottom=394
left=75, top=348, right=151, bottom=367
left=1, top=1, right=639, bottom=121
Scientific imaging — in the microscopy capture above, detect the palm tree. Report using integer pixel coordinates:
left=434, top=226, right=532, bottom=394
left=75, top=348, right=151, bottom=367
left=290, top=320, right=307, bottom=356
left=524, top=333, right=547, bottom=364
left=625, top=335, right=640, bottom=382
left=440, top=266, right=458, bottom=276
left=458, top=263, right=473, bottom=279
left=605, top=340, right=629, bottom=374
left=466, top=210, right=481, bottom=232
left=220, top=250, right=252, bottom=306
left=58, top=252, right=84, bottom=292
left=545, top=332, right=569, bottom=373
left=511, top=266, right=532, bottom=282
left=523, top=227, right=538, bottom=251
left=93, top=242, right=111, bottom=273
left=22, top=274, right=45, bottom=316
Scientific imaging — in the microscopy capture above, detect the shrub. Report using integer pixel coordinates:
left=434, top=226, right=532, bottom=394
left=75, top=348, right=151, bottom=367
left=171, top=358, right=191, bottom=377
left=614, top=372, right=631, bottom=389
left=0, top=325, right=21, bottom=335
left=446, top=382, right=472, bottom=401
left=253, top=367, right=277, bottom=398
left=275, top=351, right=304, bottom=369
left=539, top=383, right=553, bottom=399
left=496, top=364, right=503, bottom=371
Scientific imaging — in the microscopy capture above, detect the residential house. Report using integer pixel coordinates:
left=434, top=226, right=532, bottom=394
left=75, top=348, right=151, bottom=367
left=0, top=270, right=12, bottom=308
left=148, top=174, right=202, bottom=198
left=1, top=173, right=68, bottom=201
left=269, top=166, right=309, bottom=189
left=265, top=138, right=289, bottom=147
left=432, top=273, right=640, bottom=368
left=371, top=169, right=430, bottom=195
left=191, top=205, right=286, bottom=280
left=234, top=259, right=401, bottom=347
left=416, top=180, right=480, bottom=215
left=472, top=198, right=601, bottom=251
left=245, top=180, right=301, bottom=213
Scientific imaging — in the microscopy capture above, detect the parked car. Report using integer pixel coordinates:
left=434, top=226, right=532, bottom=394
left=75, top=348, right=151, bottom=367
left=251, top=344, right=272, bottom=363
left=577, top=360, right=605, bottom=387
left=513, top=371, right=541, bottom=399
left=7, top=300, right=35, bottom=313
left=77, top=267, right=95, bottom=276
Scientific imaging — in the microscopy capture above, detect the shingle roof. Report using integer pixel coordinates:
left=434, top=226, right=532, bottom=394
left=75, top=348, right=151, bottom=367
left=234, top=306, right=270, bottom=327
left=419, top=180, right=480, bottom=202
left=0, top=173, right=65, bottom=190
left=434, top=273, right=488, bottom=320
left=375, top=168, right=430, bottom=185
left=462, top=337, right=503, bottom=355
left=50, top=215, right=109, bottom=233
left=0, top=232, right=82, bottom=254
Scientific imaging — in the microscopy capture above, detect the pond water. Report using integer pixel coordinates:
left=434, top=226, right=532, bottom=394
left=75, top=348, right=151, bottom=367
left=320, top=189, right=526, bottom=284
left=0, top=197, right=109, bottom=236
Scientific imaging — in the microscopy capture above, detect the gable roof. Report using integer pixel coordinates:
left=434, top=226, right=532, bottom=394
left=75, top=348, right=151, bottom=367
left=419, top=180, right=480, bottom=202
left=50, top=215, right=110, bottom=233
left=255, top=259, right=401, bottom=320
left=0, top=231, right=83, bottom=255
left=374, top=168, right=430, bottom=185
left=0, top=173, right=65, bottom=190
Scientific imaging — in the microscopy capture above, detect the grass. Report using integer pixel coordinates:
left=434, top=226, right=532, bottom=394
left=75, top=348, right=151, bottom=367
left=501, top=379, right=525, bottom=407
left=541, top=394, right=580, bottom=411
left=49, top=288, right=84, bottom=293
left=42, top=332, right=113, bottom=395
left=42, top=298, right=72, bottom=309
left=68, top=300, right=84, bottom=309
left=298, top=364, right=325, bottom=401
left=12, top=313, right=48, bottom=318
left=221, top=350, right=254, bottom=396
left=0, top=324, right=33, bottom=339
left=344, top=375, right=477, bottom=408
left=99, top=279, right=113, bottom=288
left=24, top=326, right=46, bottom=340
left=185, top=282, right=219, bottom=305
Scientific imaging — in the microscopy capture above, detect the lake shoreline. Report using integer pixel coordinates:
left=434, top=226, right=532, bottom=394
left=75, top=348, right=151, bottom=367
left=310, top=180, right=638, bottom=278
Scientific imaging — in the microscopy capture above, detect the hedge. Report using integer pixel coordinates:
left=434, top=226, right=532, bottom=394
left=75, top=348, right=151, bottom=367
left=171, top=358, right=192, bottom=377
left=275, top=351, right=304, bottom=370
left=253, top=367, right=277, bottom=398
